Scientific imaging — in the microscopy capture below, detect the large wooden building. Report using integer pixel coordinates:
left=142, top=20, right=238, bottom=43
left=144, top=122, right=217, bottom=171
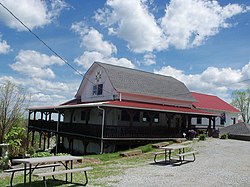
left=27, top=62, right=230, bottom=155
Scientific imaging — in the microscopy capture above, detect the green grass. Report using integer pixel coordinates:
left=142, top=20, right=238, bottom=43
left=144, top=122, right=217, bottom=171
left=0, top=141, right=195, bottom=186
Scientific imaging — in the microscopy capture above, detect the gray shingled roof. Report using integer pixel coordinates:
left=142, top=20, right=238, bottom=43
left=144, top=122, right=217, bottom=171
left=220, top=122, right=250, bottom=135
left=97, top=62, right=196, bottom=102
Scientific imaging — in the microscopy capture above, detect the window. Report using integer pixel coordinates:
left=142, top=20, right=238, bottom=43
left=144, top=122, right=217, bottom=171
left=220, top=118, right=225, bottom=125
left=142, top=112, right=149, bottom=122
left=121, top=110, right=130, bottom=121
left=197, top=117, right=202, bottom=124
left=153, top=113, right=159, bottom=123
left=93, top=84, right=103, bottom=95
left=81, top=111, right=86, bottom=121
left=133, top=111, right=140, bottom=122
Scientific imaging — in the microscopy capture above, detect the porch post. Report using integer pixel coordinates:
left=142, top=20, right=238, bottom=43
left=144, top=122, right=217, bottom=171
left=47, top=134, right=50, bottom=149
left=39, top=132, right=42, bottom=149
left=31, top=131, right=35, bottom=147
left=55, top=109, right=61, bottom=154
left=212, top=117, right=216, bottom=129
left=26, top=111, right=32, bottom=151
left=208, top=117, right=212, bottom=136
left=98, top=106, right=105, bottom=154
left=43, top=133, right=46, bottom=151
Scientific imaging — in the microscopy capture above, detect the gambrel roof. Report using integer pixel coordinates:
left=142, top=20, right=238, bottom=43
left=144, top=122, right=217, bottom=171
left=92, top=62, right=196, bottom=102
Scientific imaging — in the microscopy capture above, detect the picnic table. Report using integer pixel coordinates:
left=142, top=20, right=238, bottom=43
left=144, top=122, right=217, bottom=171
left=10, top=155, right=92, bottom=187
left=154, top=144, right=197, bottom=164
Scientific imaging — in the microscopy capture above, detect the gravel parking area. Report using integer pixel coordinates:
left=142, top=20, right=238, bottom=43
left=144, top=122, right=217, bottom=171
left=99, top=138, right=250, bottom=187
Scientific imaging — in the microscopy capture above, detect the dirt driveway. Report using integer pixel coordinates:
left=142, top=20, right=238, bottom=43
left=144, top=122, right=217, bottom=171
left=99, top=138, right=250, bottom=187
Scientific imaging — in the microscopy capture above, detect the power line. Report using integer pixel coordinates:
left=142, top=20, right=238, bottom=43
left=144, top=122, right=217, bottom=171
left=0, top=2, right=84, bottom=77
left=1, top=2, right=250, bottom=100
left=0, top=2, right=114, bottom=95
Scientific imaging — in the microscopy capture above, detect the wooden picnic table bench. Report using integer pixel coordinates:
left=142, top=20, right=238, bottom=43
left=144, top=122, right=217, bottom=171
left=153, top=144, right=198, bottom=165
left=33, top=166, right=93, bottom=187
left=176, top=150, right=198, bottom=164
left=11, top=155, right=84, bottom=187
left=4, top=163, right=61, bottom=187
left=153, top=151, right=168, bottom=163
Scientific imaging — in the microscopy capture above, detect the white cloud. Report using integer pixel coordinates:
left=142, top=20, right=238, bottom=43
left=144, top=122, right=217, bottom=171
left=10, top=50, right=63, bottom=79
left=142, top=53, right=156, bottom=66
left=71, top=22, right=117, bottom=56
left=74, top=51, right=135, bottom=69
left=161, top=0, right=249, bottom=49
left=0, top=0, right=68, bottom=31
left=0, top=75, right=79, bottom=106
left=154, top=62, right=250, bottom=99
left=72, top=22, right=135, bottom=69
left=95, top=0, right=249, bottom=52
left=0, top=34, right=11, bottom=54
left=94, top=0, right=166, bottom=53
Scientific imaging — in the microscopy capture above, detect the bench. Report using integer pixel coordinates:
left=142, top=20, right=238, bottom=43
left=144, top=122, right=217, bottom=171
left=153, top=151, right=168, bottom=163
left=176, top=151, right=198, bottom=164
left=33, top=166, right=93, bottom=187
left=4, top=163, right=61, bottom=187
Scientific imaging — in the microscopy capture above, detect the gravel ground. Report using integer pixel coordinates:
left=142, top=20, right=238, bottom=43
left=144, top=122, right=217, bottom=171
left=94, top=138, right=250, bottom=187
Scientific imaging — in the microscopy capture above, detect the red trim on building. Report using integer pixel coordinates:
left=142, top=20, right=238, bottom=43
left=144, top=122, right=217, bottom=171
left=104, top=100, right=216, bottom=116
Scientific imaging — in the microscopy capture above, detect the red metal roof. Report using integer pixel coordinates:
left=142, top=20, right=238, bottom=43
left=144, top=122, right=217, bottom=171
left=104, top=101, right=216, bottom=116
left=191, top=92, right=240, bottom=113
left=29, top=98, right=219, bottom=116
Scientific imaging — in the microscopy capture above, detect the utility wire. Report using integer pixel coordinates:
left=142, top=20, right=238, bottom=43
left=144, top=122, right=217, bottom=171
left=0, top=2, right=114, bottom=95
left=1, top=2, right=250, bottom=99
left=0, top=2, right=84, bottom=77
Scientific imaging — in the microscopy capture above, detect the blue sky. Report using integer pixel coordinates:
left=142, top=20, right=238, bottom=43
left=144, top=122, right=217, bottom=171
left=0, top=0, right=250, bottom=107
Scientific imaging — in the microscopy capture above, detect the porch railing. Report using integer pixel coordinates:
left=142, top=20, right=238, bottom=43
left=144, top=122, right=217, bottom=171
left=28, top=120, right=101, bottom=137
left=104, top=125, right=179, bottom=138
left=28, top=120, right=179, bottom=139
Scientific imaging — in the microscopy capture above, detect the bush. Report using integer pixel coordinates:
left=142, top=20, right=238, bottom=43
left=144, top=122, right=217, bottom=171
left=4, top=126, right=26, bottom=157
left=28, top=146, right=36, bottom=156
left=187, top=130, right=197, bottom=140
left=220, top=134, right=228, bottom=139
left=199, top=134, right=206, bottom=141
left=138, top=144, right=153, bottom=153
left=32, top=151, right=53, bottom=158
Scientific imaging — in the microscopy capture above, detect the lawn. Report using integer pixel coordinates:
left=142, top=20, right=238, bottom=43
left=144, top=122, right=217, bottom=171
left=0, top=141, right=192, bottom=187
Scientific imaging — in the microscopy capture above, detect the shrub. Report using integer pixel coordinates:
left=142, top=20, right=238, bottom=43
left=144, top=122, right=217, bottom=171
left=4, top=126, right=26, bottom=157
left=28, top=146, right=36, bottom=156
left=220, top=134, right=228, bottom=139
left=139, top=144, right=153, bottom=153
left=187, top=130, right=197, bottom=140
left=31, top=151, right=53, bottom=158
left=199, top=134, right=206, bottom=141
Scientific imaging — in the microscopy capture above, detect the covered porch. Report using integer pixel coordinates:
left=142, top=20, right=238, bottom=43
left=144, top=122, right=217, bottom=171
left=27, top=101, right=217, bottom=154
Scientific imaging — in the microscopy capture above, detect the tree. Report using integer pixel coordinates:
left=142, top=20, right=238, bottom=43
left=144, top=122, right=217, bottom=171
left=231, top=89, right=250, bottom=123
left=0, top=81, right=27, bottom=144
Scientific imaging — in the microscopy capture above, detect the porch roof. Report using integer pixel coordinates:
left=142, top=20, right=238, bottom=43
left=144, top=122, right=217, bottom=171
left=104, top=101, right=217, bottom=116
left=29, top=100, right=217, bottom=116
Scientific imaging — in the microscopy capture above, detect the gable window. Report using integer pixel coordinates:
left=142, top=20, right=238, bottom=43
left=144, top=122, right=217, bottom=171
left=197, top=117, right=202, bottom=124
left=93, top=84, right=103, bottom=95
